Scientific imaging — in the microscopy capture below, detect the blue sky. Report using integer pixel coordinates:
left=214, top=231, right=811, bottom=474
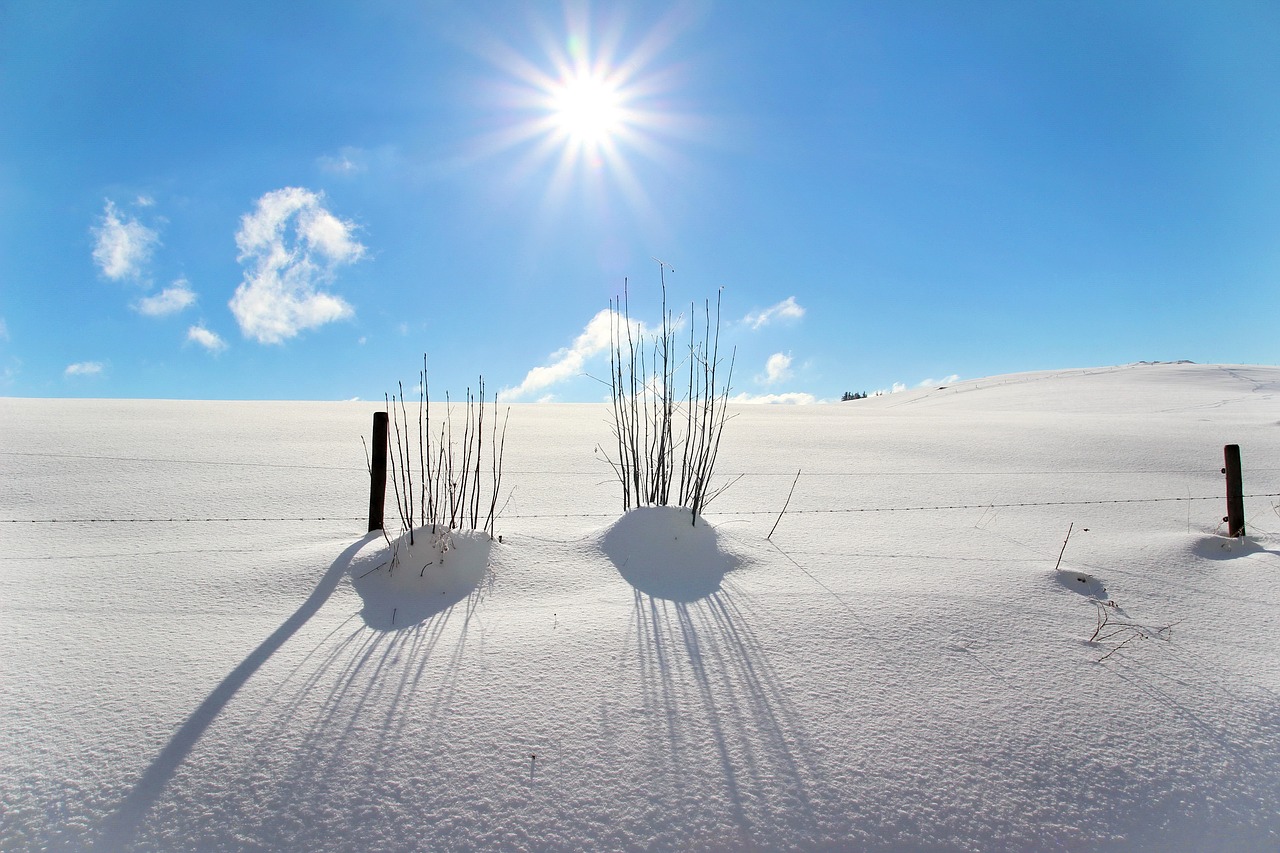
left=2, top=0, right=1277, bottom=402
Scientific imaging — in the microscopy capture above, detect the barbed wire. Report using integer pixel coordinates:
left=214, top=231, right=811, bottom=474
left=5, top=493, right=1278, bottom=525
left=2, top=516, right=367, bottom=524
left=0, top=451, right=362, bottom=472
left=3, top=451, right=1276, bottom=478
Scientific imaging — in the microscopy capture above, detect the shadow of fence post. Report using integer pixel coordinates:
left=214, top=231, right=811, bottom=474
left=98, top=532, right=380, bottom=849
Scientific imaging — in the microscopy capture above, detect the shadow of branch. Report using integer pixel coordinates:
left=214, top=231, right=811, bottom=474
left=98, top=532, right=380, bottom=849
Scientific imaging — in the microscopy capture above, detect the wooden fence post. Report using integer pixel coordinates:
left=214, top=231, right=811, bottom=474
left=1223, top=444, right=1245, bottom=538
left=368, top=411, right=388, bottom=532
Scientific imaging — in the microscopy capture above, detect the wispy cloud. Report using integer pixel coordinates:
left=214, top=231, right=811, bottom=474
left=318, top=146, right=368, bottom=175
left=730, top=391, right=817, bottom=405
left=91, top=200, right=159, bottom=281
left=871, top=382, right=909, bottom=396
left=757, top=352, right=793, bottom=386
left=868, top=374, right=960, bottom=396
left=229, top=187, right=365, bottom=344
left=134, top=278, right=197, bottom=317
left=501, top=309, right=651, bottom=401
left=0, top=317, right=8, bottom=342
left=743, top=296, right=804, bottom=330
left=64, top=361, right=104, bottom=377
left=187, top=325, right=227, bottom=353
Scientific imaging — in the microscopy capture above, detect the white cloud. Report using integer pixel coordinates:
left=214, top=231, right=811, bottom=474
left=318, top=147, right=368, bottom=175
left=229, top=187, right=365, bottom=344
left=92, top=200, right=159, bottom=281
left=743, top=296, right=805, bottom=330
left=187, top=325, right=227, bottom=353
left=757, top=352, right=793, bottom=386
left=872, top=382, right=909, bottom=396
left=730, top=391, right=817, bottom=405
left=870, top=375, right=961, bottom=396
left=135, top=279, right=197, bottom=316
left=65, top=361, right=104, bottom=377
left=136, top=194, right=155, bottom=207
left=501, top=309, right=653, bottom=401
left=916, top=374, right=960, bottom=388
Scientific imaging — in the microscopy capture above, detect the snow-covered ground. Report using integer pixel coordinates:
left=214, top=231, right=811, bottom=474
left=2, top=362, right=1279, bottom=852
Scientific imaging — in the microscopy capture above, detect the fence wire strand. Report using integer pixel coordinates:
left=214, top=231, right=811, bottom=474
left=5, top=493, right=1279, bottom=525
left=5, top=451, right=1279, bottom=478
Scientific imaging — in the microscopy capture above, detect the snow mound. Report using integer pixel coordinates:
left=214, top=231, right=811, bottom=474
left=1053, top=567, right=1109, bottom=600
left=599, top=507, right=744, bottom=602
left=350, top=527, right=492, bottom=629
left=1189, top=533, right=1273, bottom=561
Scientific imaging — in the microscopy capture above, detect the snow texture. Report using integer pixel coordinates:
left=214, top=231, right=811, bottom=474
left=2, top=362, right=1279, bottom=851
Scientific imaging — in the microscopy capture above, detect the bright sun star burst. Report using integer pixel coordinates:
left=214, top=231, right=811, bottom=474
left=550, top=71, right=624, bottom=146
left=470, top=7, right=698, bottom=226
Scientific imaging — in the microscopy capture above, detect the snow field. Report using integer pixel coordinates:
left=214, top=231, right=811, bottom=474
left=2, top=362, right=1279, bottom=851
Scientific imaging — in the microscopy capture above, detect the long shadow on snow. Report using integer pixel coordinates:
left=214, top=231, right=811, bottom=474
left=602, top=511, right=822, bottom=846
left=623, top=587, right=822, bottom=846
left=141, top=569, right=489, bottom=849
left=98, top=532, right=381, bottom=850
left=253, top=583, right=486, bottom=819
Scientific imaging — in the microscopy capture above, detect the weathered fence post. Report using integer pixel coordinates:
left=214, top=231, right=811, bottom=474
left=368, top=411, right=388, bottom=532
left=1223, top=444, right=1245, bottom=538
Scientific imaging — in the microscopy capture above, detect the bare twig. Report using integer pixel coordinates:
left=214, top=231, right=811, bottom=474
left=1053, top=522, right=1074, bottom=572
left=1089, top=600, right=1179, bottom=662
left=358, top=560, right=389, bottom=579
left=767, top=469, right=802, bottom=541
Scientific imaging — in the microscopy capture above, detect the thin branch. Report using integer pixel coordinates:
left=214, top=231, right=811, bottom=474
left=767, top=469, right=802, bottom=541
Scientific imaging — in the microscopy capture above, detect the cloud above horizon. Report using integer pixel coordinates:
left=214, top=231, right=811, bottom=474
left=92, top=200, right=159, bottom=281
left=317, top=146, right=369, bottom=175
left=229, top=187, right=365, bottom=344
left=743, top=296, right=804, bottom=330
left=187, top=324, right=227, bottom=353
left=135, top=279, right=197, bottom=317
left=64, top=361, right=104, bottom=377
left=757, top=352, right=793, bottom=386
left=730, top=391, right=817, bottom=405
left=501, top=309, right=653, bottom=401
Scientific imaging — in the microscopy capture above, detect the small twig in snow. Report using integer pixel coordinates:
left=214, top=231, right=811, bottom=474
left=358, top=560, right=389, bottom=579
left=1053, top=522, right=1074, bottom=572
left=767, top=469, right=802, bottom=541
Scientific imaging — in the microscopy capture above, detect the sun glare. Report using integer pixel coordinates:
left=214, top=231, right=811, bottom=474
left=469, top=6, right=698, bottom=229
left=550, top=72, right=624, bottom=145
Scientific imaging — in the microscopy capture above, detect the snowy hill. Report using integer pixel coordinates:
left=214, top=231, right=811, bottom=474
left=2, top=362, right=1279, bottom=851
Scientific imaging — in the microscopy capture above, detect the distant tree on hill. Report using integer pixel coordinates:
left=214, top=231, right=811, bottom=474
left=841, top=391, right=867, bottom=401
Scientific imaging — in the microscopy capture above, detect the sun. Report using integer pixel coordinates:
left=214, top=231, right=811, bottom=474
left=549, top=71, right=624, bottom=146
left=466, top=6, right=700, bottom=226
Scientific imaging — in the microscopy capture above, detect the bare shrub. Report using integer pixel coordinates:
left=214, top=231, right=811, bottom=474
left=385, top=356, right=509, bottom=545
left=597, top=268, right=738, bottom=523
